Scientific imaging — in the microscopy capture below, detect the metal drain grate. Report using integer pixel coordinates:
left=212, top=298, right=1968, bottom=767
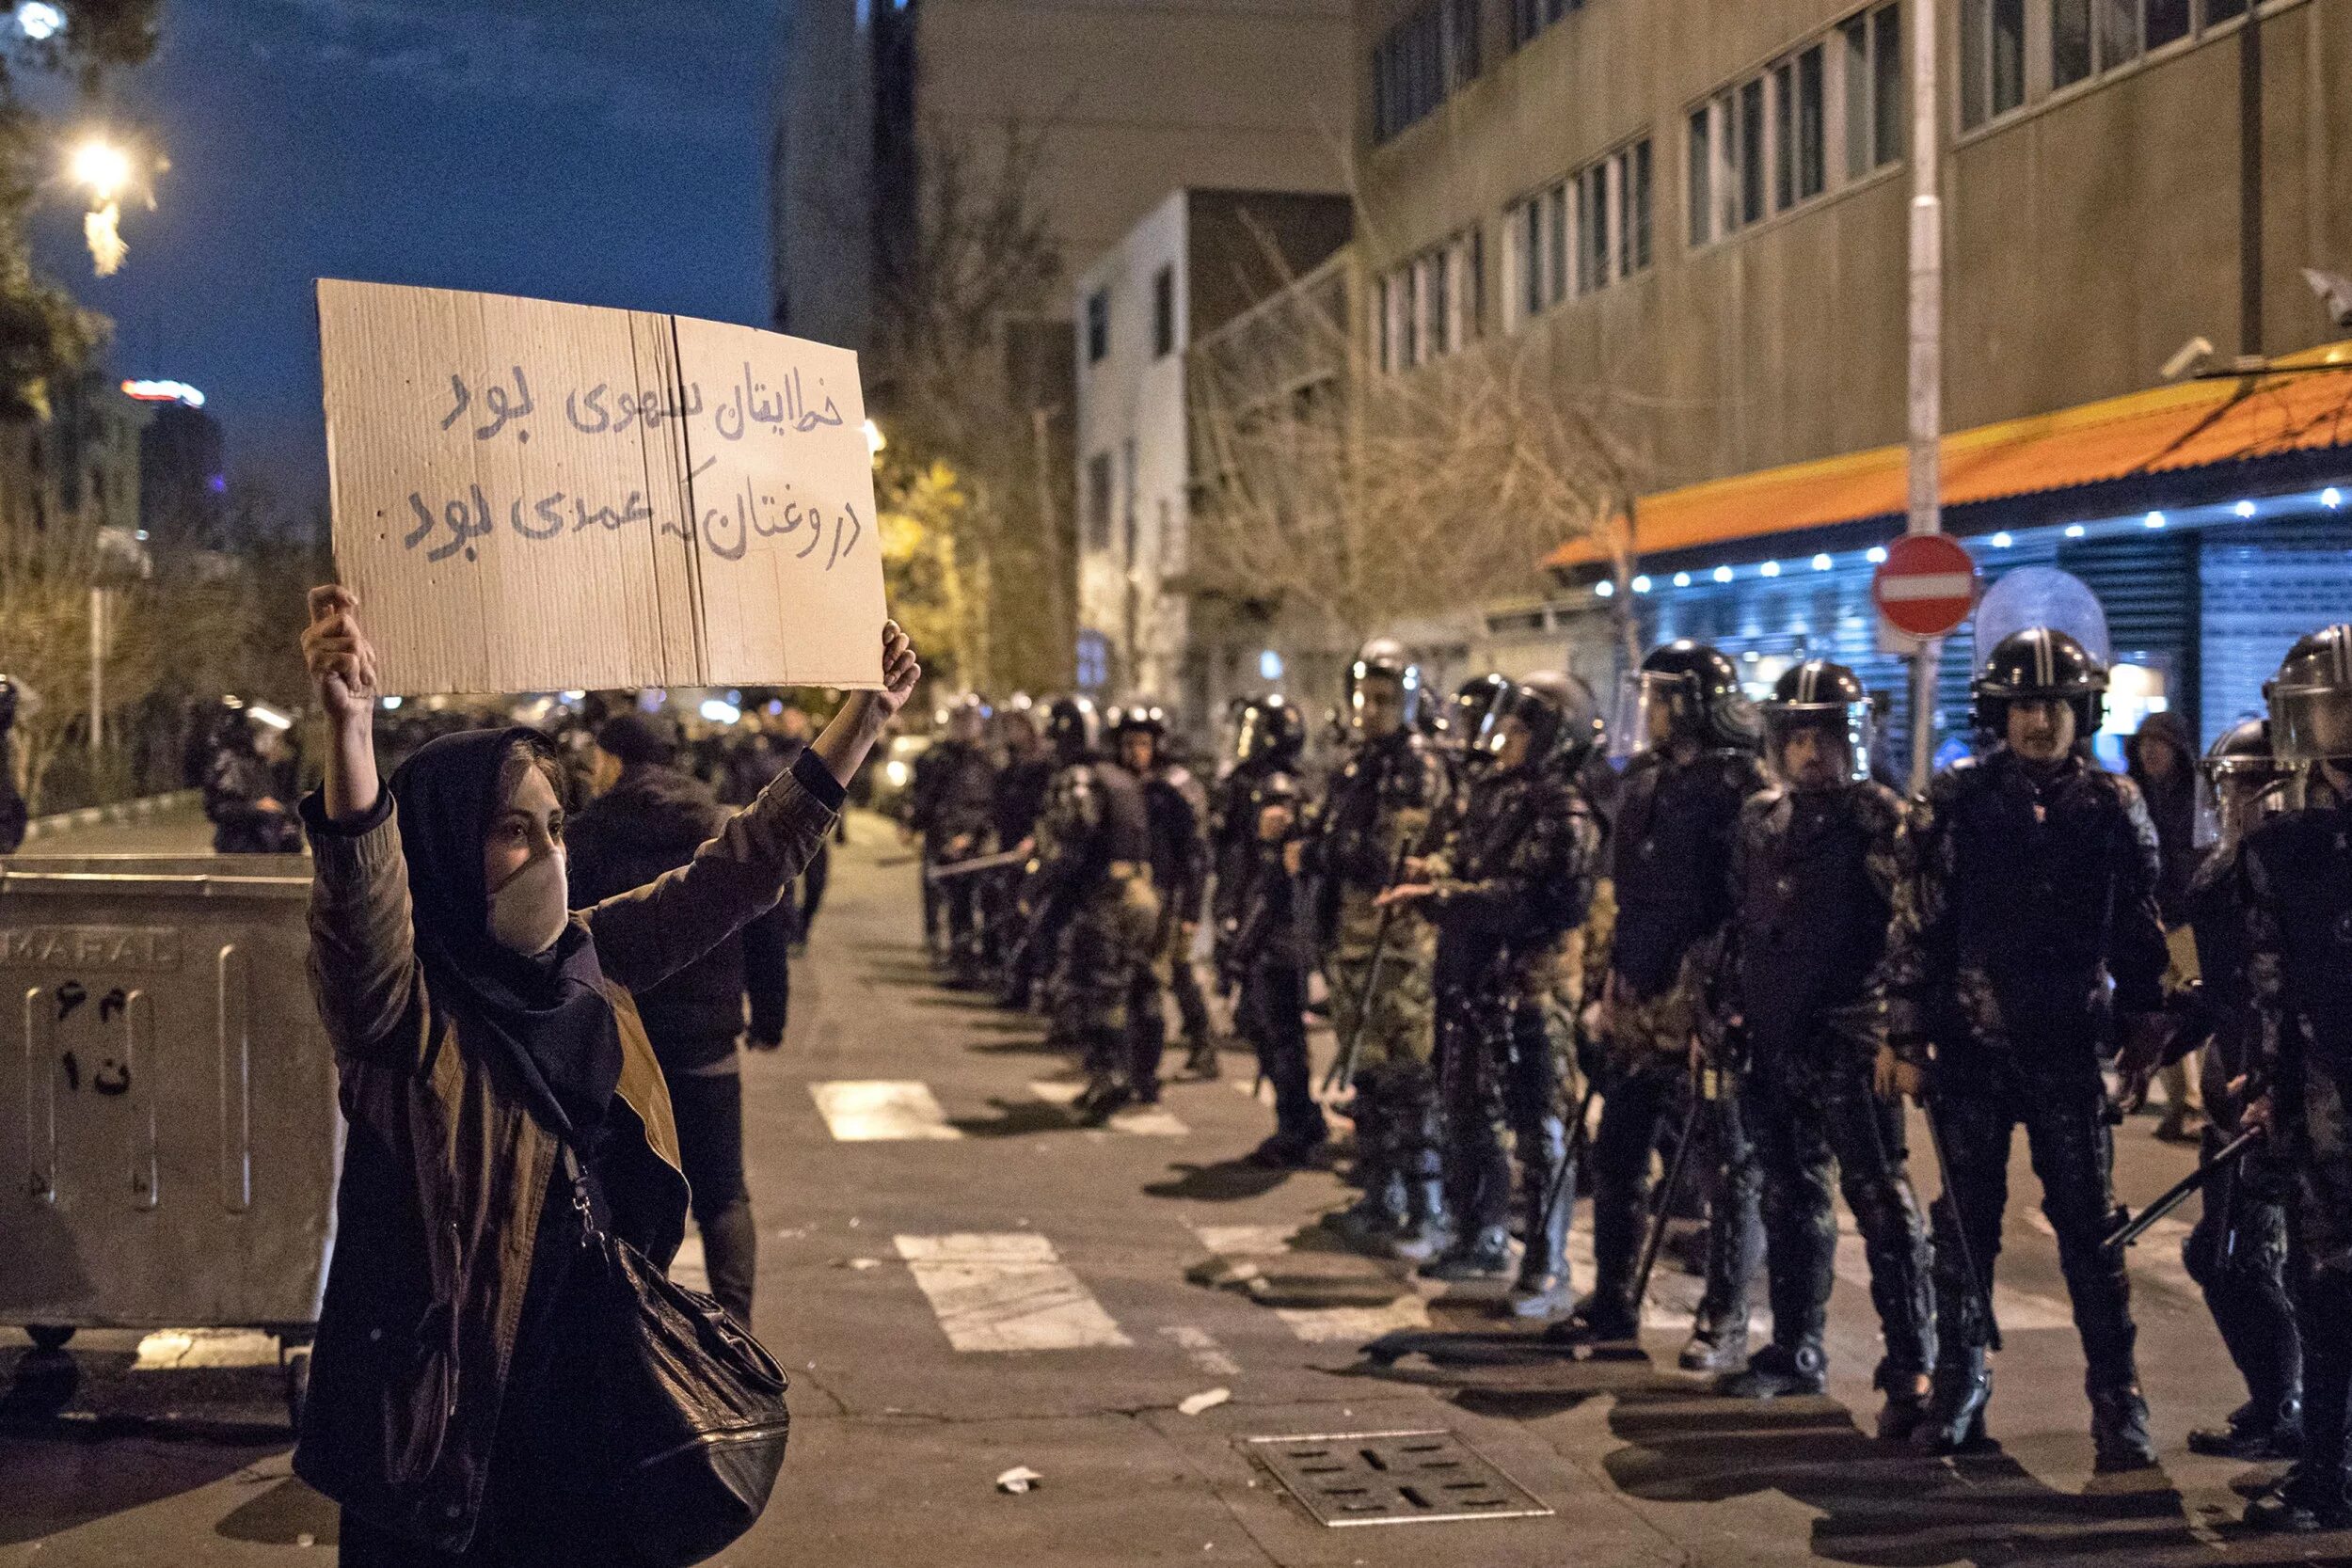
left=1247, top=1429, right=1554, bottom=1527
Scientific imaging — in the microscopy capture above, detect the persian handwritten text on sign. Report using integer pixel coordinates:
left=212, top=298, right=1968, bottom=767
left=318, top=279, right=884, bottom=694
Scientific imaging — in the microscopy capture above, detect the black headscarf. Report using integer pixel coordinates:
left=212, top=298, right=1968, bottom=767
left=389, top=727, right=622, bottom=1140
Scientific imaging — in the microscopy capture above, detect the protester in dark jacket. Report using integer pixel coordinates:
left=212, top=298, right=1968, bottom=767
left=565, top=711, right=795, bottom=1325
left=296, top=587, right=916, bottom=1565
left=2126, top=709, right=2199, bottom=924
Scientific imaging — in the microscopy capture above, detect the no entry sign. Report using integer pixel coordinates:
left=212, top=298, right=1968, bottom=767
left=1871, top=533, right=1979, bottom=639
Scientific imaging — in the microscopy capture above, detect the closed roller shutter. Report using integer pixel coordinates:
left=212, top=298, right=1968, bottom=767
left=2201, top=520, right=2352, bottom=750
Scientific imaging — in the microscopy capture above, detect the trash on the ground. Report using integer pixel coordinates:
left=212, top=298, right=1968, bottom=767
left=850, top=1258, right=880, bottom=1270
left=1177, top=1386, right=1232, bottom=1416
left=996, top=1465, right=1044, bottom=1495
left=295, top=1534, right=315, bottom=1549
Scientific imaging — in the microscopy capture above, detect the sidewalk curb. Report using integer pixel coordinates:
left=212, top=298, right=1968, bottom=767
left=21, top=788, right=201, bottom=843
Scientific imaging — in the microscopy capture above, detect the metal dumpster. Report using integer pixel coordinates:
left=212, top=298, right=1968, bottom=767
left=0, top=853, right=338, bottom=1415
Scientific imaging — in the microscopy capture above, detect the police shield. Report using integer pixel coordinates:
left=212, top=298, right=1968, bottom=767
left=1971, top=566, right=2112, bottom=672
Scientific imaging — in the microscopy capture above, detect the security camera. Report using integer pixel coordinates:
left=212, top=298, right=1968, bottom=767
left=2304, top=267, right=2352, bottom=330
left=2160, top=336, right=2217, bottom=383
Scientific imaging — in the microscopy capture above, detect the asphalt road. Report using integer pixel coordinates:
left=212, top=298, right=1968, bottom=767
left=3, top=813, right=2344, bottom=1566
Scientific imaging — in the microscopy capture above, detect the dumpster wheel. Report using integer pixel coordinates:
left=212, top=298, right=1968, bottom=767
left=24, top=1324, right=75, bottom=1354
left=283, top=1344, right=312, bottom=1430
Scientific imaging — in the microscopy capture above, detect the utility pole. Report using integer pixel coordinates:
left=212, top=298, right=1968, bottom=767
left=88, top=586, right=105, bottom=756
left=2238, top=0, right=2264, bottom=357
left=1904, top=0, right=1944, bottom=791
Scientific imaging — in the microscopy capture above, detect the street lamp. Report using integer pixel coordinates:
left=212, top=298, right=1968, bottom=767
left=67, top=133, right=143, bottom=277
left=15, top=3, right=62, bottom=40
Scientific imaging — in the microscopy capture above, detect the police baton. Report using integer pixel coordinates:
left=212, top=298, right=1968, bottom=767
left=2101, top=1128, right=2262, bottom=1257
left=1627, top=1059, right=1706, bottom=1323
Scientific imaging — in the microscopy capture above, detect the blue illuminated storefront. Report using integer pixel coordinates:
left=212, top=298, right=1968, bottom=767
left=1547, top=482, right=2352, bottom=773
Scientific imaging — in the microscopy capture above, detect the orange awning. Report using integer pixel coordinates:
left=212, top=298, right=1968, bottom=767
left=1545, top=339, right=2352, bottom=571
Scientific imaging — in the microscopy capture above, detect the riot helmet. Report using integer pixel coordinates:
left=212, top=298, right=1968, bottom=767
left=1044, top=695, right=1102, bottom=764
left=1231, top=694, right=1306, bottom=770
left=1761, top=660, right=1873, bottom=787
left=2265, top=623, right=2352, bottom=773
left=945, top=691, right=991, bottom=745
left=1112, top=702, right=1169, bottom=771
left=1615, top=640, right=1758, bottom=757
left=0, top=674, right=17, bottom=732
left=1250, top=768, right=1304, bottom=842
left=1475, top=671, right=1599, bottom=773
left=2196, top=718, right=2291, bottom=851
left=1347, top=637, right=1424, bottom=737
left=1440, top=674, right=1512, bottom=758
left=1974, top=627, right=2106, bottom=749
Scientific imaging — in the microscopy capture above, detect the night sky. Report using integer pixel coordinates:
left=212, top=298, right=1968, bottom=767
left=29, top=0, right=783, bottom=507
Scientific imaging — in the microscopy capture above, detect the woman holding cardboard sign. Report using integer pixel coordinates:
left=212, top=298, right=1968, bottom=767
left=295, top=585, right=917, bottom=1565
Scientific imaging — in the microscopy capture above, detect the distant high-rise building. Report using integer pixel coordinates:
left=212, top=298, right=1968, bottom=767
left=136, top=398, right=227, bottom=548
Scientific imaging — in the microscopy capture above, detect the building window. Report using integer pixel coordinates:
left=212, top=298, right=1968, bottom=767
left=1502, top=135, right=1650, bottom=327
left=1509, top=0, right=1581, bottom=50
left=2052, top=0, right=2093, bottom=87
left=1980, top=0, right=2246, bottom=128
left=1120, top=437, right=1138, bottom=563
left=1694, top=9, right=1896, bottom=251
left=1151, top=265, right=1174, bottom=358
left=1085, top=451, right=1112, bottom=551
left=1086, top=289, right=1109, bottom=364
left=1687, top=105, right=1711, bottom=245
left=1075, top=630, right=1110, bottom=691
left=1961, top=0, right=2028, bottom=128
left=1372, top=0, right=1479, bottom=144
left=1381, top=228, right=1483, bottom=366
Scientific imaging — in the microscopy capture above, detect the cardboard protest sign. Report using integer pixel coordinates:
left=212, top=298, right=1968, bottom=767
left=317, top=279, right=885, bottom=694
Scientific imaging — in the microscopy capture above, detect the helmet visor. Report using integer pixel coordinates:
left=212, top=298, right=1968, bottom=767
left=2271, top=684, right=2352, bottom=768
left=1609, top=670, right=1698, bottom=762
left=1762, top=702, right=1872, bottom=784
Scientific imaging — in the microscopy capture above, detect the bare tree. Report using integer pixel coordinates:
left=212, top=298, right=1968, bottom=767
left=1186, top=238, right=1648, bottom=666
left=866, top=116, right=1075, bottom=696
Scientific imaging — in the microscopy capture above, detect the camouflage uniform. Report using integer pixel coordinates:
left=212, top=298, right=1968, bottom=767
left=1137, top=759, right=1214, bottom=1086
left=1033, top=758, right=1162, bottom=1095
left=1311, top=725, right=1450, bottom=1236
left=1423, top=759, right=1604, bottom=1301
left=2242, top=783, right=2352, bottom=1510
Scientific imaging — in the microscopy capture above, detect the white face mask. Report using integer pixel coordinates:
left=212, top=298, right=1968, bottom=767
left=488, top=847, right=570, bottom=957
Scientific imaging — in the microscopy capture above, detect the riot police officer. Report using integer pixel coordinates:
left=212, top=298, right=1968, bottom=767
left=1211, top=699, right=1305, bottom=958
left=1311, top=639, right=1454, bottom=1259
left=1884, top=627, right=2169, bottom=1470
left=911, top=693, right=1001, bottom=984
left=1224, top=768, right=1331, bottom=1167
left=1114, top=704, right=1215, bottom=1093
left=1026, top=697, right=1163, bottom=1122
left=2238, top=625, right=2352, bottom=1530
left=1550, top=641, right=1769, bottom=1368
left=1387, top=672, right=1605, bottom=1317
left=1714, top=662, right=1933, bottom=1436
left=2175, top=719, right=2301, bottom=1465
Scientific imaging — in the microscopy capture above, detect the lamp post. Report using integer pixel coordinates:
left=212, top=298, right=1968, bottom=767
left=1903, top=0, right=1944, bottom=790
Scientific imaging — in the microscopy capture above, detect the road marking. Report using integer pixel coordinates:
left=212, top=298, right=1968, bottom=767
left=1160, top=1324, right=1243, bottom=1377
left=1027, top=1079, right=1189, bottom=1136
left=1189, top=1223, right=1438, bottom=1342
left=132, top=1329, right=280, bottom=1370
left=810, top=1080, right=964, bottom=1141
left=895, top=1232, right=1131, bottom=1352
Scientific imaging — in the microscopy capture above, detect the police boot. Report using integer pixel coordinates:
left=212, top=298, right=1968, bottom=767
left=1543, top=1296, right=1641, bottom=1350
left=1721, top=1339, right=1827, bottom=1400
left=2189, top=1394, right=2303, bottom=1461
left=1507, top=1144, right=1575, bottom=1320
left=2087, top=1381, right=2157, bottom=1473
left=1679, top=1315, right=1750, bottom=1376
left=1874, top=1364, right=1935, bottom=1444
left=1423, top=1128, right=1514, bottom=1281
left=1912, top=1346, right=1994, bottom=1455
left=1184, top=1038, right=1221, bottom=1080
left=1391, top=1177, right=1456, bottom=1267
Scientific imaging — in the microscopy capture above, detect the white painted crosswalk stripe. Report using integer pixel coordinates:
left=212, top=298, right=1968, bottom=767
left=1027, top=1079, right=1189, bottom=1135
left=809, top=1080, right=964, bottom=1141
left=895, top=1232, right=1132, bottom=1352
left=1189, top=1223, right=1438, bottom=1341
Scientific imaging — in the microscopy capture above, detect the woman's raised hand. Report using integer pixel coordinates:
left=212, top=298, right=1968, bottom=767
left=303, top=586, right=381, bottom=730
left=872, top=620, right=920, bottom=721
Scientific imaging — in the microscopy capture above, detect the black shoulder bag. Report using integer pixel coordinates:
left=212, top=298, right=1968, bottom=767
left=555, top=1134, right=791, bottom=1568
